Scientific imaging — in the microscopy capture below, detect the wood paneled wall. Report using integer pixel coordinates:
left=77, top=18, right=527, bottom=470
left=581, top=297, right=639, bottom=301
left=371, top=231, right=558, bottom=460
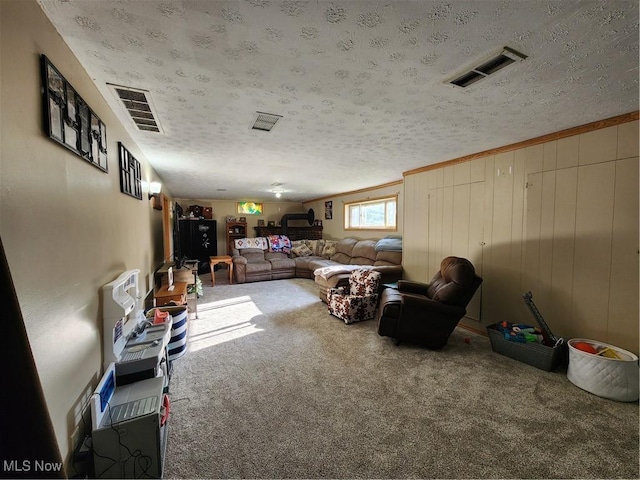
left=403, top=119, right=639, bottom=354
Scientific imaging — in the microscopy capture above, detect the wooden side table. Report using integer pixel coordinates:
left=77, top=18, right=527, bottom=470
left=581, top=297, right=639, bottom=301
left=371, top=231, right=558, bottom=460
left=209, top=255, right=233, bottom=286
left=154, top=281, right=188, bottom=306
left=155, top=261, right=199, bottom=318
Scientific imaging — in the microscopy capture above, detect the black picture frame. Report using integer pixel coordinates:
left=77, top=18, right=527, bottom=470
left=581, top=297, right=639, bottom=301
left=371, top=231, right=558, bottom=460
left=118, top=142, right=142, bottom=200
left=325, top=200, right=333, bottom=220
left=41, top=55, right=108, bottom=172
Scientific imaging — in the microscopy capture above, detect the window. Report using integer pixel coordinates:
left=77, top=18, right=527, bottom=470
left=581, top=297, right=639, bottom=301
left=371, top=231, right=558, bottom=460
left=344, top=195, right=397, bottom=231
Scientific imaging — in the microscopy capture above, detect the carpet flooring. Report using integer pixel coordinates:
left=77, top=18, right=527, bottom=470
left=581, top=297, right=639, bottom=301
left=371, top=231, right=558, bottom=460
left=164, top=272, right=639, bottom=479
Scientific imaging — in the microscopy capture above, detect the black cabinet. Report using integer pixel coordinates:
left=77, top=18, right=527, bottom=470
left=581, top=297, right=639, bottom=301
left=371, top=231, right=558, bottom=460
left=178, top=219, right=217, bottom=274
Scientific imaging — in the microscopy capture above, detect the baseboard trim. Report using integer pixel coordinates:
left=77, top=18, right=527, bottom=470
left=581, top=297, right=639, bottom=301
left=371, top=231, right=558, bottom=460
left=458, top=322, right=488, bottom=337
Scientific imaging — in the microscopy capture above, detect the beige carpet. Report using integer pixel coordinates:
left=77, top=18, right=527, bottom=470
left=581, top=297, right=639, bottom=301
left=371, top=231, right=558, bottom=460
left=164, top=273, right=639, bottom=479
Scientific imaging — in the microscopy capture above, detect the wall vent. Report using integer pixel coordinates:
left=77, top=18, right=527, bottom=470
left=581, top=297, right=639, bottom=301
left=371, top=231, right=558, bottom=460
left=107, top=84, right=163, bottom=133
left=251, top=112, right=282, bottom=132
left=446, top=47, right=527, bottom=88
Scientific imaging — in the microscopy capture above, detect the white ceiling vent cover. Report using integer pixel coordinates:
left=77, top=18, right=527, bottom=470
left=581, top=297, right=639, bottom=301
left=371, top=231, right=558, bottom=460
left=251, top=112, right=282, bottom=132
left=108, top=84, right=163, bottom=133
left=446, top=47, right=528, bottom=88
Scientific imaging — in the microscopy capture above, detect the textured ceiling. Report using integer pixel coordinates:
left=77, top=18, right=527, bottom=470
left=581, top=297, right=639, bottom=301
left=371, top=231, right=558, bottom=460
left=38, top=0, right=639, bottom=202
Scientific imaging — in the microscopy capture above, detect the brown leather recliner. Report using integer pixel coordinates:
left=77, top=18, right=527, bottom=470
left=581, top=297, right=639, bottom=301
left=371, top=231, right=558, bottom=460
left=376, top=257, right=482, bottom=349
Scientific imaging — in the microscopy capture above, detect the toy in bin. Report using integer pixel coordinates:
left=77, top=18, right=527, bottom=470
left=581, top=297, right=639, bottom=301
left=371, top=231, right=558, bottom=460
left=570, top=340, right=624, bottom=359
left=487, top=291, right=566, bottom=371
left=497, top=321, right=545, bottom=344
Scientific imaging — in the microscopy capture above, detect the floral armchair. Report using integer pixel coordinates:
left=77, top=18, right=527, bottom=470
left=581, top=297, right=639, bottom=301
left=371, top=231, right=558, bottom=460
left=327, top=269, right=382, bottom=324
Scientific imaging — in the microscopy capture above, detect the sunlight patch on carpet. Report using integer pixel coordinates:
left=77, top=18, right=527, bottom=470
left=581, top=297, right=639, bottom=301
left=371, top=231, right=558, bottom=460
left=188, top=295, right=264, bottom=352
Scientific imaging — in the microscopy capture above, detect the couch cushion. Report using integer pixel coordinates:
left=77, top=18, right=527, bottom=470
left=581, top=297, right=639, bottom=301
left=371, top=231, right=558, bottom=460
left=244, top=261, right=271, bottom=274
left=307, top=258, right=340, bottom=271
left=239, top=248, right=266, bottom=263
left=375, top=250, right=402, bottom=266
left=268, top=257, right=296, bottom=271
left=265, top=251, right=288, bottom=261
left=349, top=239, right=377, bottom=265
left=335, top=237, right=358, bottom=256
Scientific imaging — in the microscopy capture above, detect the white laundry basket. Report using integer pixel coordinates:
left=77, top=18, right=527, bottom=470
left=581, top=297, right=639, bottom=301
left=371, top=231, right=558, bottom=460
left=567, top=338, right=639, bottom=402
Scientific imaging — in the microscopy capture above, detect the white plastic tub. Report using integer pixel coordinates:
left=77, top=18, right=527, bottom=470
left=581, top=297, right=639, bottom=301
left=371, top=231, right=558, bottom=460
left=567, top=338, right=639, bottom=402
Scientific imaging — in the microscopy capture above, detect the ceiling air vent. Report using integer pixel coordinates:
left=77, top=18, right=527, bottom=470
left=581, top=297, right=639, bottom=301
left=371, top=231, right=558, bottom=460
left=108, top=84, right=163, bottom=133
left=250, top=112, right=282, bottom=132
left=447, top=46, right=527, bottom=88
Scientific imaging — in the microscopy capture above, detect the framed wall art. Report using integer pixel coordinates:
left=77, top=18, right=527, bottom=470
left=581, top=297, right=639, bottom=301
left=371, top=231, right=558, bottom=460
left=325, top=201, right=333, bottom=220
left=118, top=142, right=142, bottom=200
left=41, top=55, right=108, bottom=172
left=237, top=202, right=263, bottom=215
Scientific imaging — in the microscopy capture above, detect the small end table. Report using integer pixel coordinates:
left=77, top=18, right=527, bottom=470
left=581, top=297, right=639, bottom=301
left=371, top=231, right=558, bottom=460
left=209, top=255, right=233, bottom=286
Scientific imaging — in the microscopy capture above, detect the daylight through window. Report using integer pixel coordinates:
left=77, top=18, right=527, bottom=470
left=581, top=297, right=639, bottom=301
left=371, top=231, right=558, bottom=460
left=344, top=195, right=397, bottom=231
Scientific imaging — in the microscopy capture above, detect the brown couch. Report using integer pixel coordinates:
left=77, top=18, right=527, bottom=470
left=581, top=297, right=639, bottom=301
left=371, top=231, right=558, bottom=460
left=309, top=238, right=402, bottom=303
left=231, top=237, right=403, bottom=301
left=231, top=247, right=295, bottom=283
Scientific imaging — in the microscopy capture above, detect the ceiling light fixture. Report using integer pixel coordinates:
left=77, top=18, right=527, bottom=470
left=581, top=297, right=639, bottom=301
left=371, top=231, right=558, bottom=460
left=446, top=46, right=528, bottom=88
left=270, top=182, right=285, bottom=198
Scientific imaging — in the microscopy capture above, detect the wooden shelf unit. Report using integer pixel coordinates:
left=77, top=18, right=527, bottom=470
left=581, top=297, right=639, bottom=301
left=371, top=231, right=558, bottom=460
left=226, top=221, right=248, bottom=254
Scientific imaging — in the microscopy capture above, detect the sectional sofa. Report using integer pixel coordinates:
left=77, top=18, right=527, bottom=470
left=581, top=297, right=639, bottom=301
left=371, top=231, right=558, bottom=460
left=231, top=236, right=403, bottom=302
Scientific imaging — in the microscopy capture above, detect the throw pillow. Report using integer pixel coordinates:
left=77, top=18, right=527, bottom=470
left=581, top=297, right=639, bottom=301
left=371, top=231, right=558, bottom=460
left=321, top=240, right=338, bottom=259
left=291, top=244, right=313, bottom=257
left=305, top=239, right=325, bottom=256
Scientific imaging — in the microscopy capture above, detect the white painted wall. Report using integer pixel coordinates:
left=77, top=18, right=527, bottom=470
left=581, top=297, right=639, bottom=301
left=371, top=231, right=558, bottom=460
left=0, top=1, right=165, bottom=469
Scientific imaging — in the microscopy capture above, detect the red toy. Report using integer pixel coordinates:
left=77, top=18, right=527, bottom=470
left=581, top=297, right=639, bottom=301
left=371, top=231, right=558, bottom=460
left=573, top=341, right=598, bottom=354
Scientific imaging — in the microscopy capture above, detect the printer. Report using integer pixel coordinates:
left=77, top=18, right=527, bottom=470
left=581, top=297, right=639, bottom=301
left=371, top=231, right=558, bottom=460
left=102, top=269, right=171, bottom=385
